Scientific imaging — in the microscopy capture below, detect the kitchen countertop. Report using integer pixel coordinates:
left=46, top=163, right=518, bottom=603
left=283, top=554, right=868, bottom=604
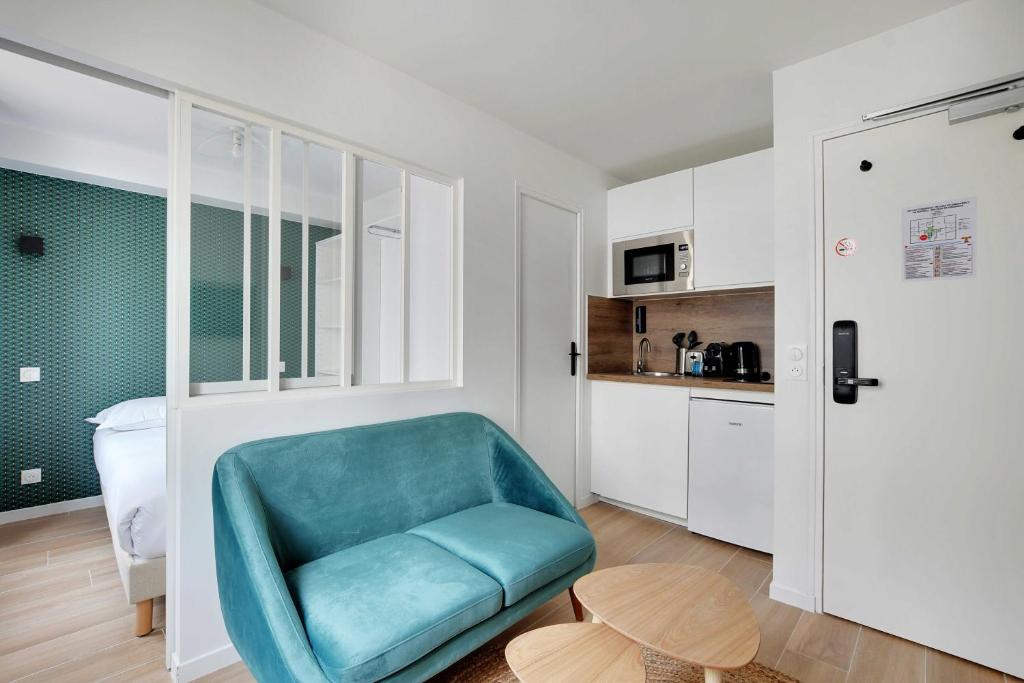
left=587, top=372, right=774, bottom=393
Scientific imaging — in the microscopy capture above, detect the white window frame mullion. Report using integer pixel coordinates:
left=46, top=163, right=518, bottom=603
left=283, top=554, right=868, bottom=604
left=342, top=152, right=355, bottom=387
left=451, top=179, right=464, bottom=385
left=300, top=141, right=310, bottom=379
left=171, top=95, right=192, bottom=407
left=267, top=127, right=282, bottom=393
left=400, top=168, right=410, bottom=383
left=242, top=124, right=252, bottom=382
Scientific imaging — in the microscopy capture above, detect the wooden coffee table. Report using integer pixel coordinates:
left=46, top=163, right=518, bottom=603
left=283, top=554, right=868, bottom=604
left=505, top=622, right=646, bottom=682
left=573, top=563, right=761, bottom=683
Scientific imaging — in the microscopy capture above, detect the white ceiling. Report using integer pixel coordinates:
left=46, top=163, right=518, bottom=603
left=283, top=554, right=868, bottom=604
left=253, top=0, right=965, bottom=181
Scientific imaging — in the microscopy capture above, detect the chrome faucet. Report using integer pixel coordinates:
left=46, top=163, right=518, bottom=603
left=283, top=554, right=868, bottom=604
left=637, top=337, right=651, bottom=373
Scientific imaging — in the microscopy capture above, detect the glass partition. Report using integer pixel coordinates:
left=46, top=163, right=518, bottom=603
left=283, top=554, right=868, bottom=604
left=189, top=106, right=269, bottom=393
left=181, top=95, right=459, bottom=399
left=356, top=159, right=402, bottom=385
left=408, top=174, right=453, bottom=382
left=279, top=135, right=344, bottom=390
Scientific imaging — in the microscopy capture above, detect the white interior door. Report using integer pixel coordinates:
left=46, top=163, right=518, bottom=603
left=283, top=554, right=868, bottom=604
left=822, top=109, right=1024, bottom=677
left=519, top=192, right=580, bottom=502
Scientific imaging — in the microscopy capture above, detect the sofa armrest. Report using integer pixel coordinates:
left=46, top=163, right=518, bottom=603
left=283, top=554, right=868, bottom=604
left=484, top=420, right=588, bottom=528
left=212, top=455, right=329, bottom=683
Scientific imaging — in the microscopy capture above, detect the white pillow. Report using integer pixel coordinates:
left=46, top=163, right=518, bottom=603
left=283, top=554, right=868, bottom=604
left=86, top=396, right=166, bottom=431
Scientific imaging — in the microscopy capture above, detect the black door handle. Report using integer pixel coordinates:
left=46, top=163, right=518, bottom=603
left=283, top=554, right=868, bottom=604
left=569, top=341, right=581, bottom=376
left=833, top=320, right=881, bottom=404
left=836, top=377, right=879, bottom=386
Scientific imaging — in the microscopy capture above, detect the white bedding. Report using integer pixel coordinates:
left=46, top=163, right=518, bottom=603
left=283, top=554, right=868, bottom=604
left=93, top=427, right=166, bottom=559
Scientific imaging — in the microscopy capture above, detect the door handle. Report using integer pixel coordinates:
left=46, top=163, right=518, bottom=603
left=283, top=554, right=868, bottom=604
left=836, top=377, right=879, bottom=386
left=569, top=341, right=581, bottom=376
left=833, top=320, right=880, bottom=404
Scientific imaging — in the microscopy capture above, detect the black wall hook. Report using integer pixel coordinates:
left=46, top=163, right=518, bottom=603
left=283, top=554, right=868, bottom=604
left=1013, top=125, right=1024, bottom=141
left=859, top=160, right=873, bottom=172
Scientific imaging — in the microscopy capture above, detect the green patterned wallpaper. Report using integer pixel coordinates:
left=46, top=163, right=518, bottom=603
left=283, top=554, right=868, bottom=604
left=1, top=168, right=166, bottom=512
left=190, top=206, right=336, bottom=383
left=2, top=167, right=340, bottom=512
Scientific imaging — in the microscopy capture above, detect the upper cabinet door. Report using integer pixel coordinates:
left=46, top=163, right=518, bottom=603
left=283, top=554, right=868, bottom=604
left=692, top=148, right=774, bottom=289
left=607, top=168, right=693, bottom=241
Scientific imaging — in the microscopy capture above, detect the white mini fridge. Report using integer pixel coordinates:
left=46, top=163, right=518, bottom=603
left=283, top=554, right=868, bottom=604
left=687, top=398, right=774, bottom=553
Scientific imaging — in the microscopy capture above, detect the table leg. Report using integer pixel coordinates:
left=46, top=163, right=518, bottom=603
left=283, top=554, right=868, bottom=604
left=704, top=667, right=722, bottom=683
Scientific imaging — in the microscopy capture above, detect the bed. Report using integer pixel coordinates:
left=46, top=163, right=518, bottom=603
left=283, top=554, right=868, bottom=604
left=93, top=422, right=166, bottom=637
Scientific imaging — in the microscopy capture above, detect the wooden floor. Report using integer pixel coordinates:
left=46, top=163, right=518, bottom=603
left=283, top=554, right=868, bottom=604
left=0, top=502, right=1017, bottom=683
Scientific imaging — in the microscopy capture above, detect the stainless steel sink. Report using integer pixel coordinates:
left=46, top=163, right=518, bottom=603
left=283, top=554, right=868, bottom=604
left=632, top=371, right=684, bottom=378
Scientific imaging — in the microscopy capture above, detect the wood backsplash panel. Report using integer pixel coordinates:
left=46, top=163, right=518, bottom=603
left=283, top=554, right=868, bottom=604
left=587, top=295, right=633, bottom=373
left=632, top=291, right=775, bottom=374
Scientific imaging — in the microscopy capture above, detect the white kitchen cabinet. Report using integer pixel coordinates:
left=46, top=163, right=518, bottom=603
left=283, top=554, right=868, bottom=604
left=590, top=381, right=689, bottom=519
left=692, top=148, right=774, bottom=289
left=607, top=168, right=693, bottom=242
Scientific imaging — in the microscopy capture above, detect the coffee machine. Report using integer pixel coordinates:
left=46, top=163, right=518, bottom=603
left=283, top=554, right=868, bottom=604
left=702, top=342, right=732, bottom=378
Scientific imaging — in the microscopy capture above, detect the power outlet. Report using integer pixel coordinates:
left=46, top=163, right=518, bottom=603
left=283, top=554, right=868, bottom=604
left=21, top=468, right=42, bottom=485
left=787, top=345, right=808, bottom=381
left=278, top=361, right=286, bottom=373
left=19, top=367, right=41, bottom=382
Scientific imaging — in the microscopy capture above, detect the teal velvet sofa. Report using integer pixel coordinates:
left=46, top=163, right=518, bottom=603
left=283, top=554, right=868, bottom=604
left=212, top=412, right=595, bottom=682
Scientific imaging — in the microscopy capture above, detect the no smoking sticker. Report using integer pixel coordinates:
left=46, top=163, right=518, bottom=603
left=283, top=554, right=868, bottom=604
left=835, top=237, right=857, bottom=257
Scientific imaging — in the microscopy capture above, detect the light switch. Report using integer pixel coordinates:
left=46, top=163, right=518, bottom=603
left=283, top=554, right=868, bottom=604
left=19, top=367, right=40, bottom=382
left=21, top=468, right=41, bottom=485
left=278, top=361, right=286, bottom=373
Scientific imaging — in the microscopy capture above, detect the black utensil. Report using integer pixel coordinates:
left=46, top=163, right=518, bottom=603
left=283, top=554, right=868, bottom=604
left=688, top=341, right=703, bottom=351
left=686, top=330, right=698, bottom=349
left=672, top=332, right=687, bottom=348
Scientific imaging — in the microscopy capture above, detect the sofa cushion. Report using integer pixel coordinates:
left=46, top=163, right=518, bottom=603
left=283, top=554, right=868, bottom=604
left=285, top=533, right=502, bottom=682
left=408, top=502, right=595, bottom=606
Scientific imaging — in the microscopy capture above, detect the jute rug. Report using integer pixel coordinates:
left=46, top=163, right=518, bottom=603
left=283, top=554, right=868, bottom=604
left=430, top=637, right=798, bottom=682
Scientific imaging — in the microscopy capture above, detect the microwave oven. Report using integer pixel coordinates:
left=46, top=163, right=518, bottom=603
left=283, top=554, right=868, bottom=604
left=612, top=229, right=694, bottom=296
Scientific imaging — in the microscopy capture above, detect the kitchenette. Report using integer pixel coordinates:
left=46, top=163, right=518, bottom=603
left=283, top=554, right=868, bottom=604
left=589, top=147, right=775, bottom=554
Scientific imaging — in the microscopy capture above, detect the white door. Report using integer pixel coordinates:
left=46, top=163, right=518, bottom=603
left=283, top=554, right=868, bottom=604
left=823, top=109, right=1024, bottom=677
left=519, top=192, right=580, bottom=502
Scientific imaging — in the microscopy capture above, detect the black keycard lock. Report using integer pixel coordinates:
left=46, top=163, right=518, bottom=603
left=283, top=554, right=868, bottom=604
left=833, top=320, right=879, bottom=404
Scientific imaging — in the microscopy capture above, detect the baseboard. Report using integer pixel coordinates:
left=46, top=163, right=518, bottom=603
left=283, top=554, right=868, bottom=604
left=769, top=581, right=817, bottom=612
left=575, top=492, right=599, bottom=509
left=0, top=494, right=104, bottom=525
left=597, top=496, right=687, bottom=527
left=172, top=643, right=240, bottom=682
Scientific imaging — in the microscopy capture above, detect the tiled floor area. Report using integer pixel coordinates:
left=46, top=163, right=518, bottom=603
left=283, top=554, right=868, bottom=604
left=0, top=502, right=1017, bottom=682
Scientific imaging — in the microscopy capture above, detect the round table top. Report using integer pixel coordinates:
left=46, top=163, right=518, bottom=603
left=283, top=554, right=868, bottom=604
left=573, top=563, right=760, bottom=671
left=505, top=622, right=646, bottom=682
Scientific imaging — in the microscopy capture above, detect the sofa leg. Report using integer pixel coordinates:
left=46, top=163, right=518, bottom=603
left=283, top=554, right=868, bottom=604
left=569, top=587, right=584, bottom=622
left=135, top=598, right=154, bottom=637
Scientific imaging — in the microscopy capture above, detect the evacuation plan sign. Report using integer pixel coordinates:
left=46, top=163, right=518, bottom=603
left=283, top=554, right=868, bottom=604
left=902, top=197, right=976, bottom=280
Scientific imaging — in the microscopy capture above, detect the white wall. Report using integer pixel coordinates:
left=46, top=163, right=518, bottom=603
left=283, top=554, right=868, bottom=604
left=0, top=118, right=167, bottom=194
left=0, top=1, right=616, bottom=677
left=771, top=0, right=1024, bottom=610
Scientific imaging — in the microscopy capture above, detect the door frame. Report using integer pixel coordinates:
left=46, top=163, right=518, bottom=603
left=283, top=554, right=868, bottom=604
left=811, top=107, right=952, bottom=612
left=513, top=183, right=584, bottom=506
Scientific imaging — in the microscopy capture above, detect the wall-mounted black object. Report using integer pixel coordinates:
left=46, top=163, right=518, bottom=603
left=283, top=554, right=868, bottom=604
left=859, top=160, right=873, bottom=172
left=568, top=341, right=581, bottom=376
left=635, top=305, right=646, bottom=334
left=281, top=265, right=292, bottom=281
left=1014, top=125, right=1024, bottom=141
left=833, top=320, right=880, bottom=404
left=18, top=234, right=44, bottom=256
